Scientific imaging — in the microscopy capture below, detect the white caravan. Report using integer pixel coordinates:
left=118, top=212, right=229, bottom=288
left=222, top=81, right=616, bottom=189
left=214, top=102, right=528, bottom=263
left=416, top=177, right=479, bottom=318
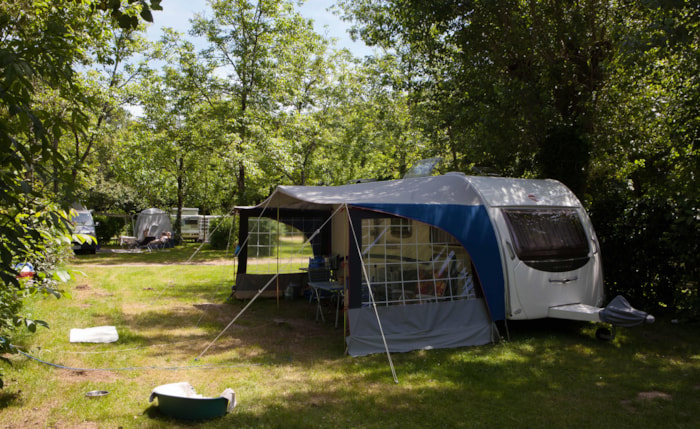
left=235, top=173, right=653, bottom=356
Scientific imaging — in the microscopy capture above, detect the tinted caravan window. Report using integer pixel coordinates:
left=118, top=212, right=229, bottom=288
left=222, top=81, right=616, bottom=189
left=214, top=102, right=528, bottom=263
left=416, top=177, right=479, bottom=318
left=502, top=209, right=590, bottom=272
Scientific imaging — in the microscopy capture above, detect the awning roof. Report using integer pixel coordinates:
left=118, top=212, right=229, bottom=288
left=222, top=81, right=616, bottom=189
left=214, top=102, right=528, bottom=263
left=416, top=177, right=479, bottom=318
left=240, top=173, right=579, bottom=212
left=245, top=174, right=482, bottom=211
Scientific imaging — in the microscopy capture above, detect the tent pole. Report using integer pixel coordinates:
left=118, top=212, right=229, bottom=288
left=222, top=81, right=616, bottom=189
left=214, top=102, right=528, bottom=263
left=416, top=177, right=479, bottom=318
left=197, top=204, right=347, bottom=361
left=276, top=206, right=280, bottom=310
left=196, top=273, right=280, bottom=361
left=232, top=218, right=237, bottom=295
left=343, top=206, right=348, bottom=337
left=346, top=204, right=399, bottom=384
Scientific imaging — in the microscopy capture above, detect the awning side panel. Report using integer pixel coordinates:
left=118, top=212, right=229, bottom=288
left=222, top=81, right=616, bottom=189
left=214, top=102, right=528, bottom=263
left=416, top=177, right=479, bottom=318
left=346, top=299, right=495, bottom=356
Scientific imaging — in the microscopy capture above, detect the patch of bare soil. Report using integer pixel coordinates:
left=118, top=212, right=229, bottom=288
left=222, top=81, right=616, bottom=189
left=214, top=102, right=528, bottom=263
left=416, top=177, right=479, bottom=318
left=56, top=369, right=120, bottom=385
left=621, top=390, right=672, bottom=412
left=637, top=391, right=672, bottom=401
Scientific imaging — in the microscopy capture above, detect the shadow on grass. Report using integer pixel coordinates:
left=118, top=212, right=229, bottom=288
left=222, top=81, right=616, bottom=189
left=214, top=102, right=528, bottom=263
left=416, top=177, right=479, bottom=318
left=198, top=319, right=698, bottom=429
left=0, top=391, right=22, bottom=410
left=70, top=243, right=236, bottom=266
left=111, top=296, right=342, bottom=366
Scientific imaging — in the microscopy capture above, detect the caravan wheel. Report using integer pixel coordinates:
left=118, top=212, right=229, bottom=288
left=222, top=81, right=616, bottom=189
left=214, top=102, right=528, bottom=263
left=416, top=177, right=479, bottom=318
left=595, top=326, right=616, bottom=341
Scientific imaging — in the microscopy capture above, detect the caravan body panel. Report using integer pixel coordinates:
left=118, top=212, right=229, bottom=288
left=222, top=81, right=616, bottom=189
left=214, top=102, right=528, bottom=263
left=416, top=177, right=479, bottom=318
left=465, top=176, right=604, bottom=320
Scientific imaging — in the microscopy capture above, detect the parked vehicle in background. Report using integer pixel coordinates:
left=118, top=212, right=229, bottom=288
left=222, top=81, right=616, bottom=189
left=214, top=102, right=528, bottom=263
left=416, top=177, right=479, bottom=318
left=170, top=208, right=199, bottom=242
left=181, top=214, right=201, bottom=242
left=170, top=208, right=220, bottom=242
left=71, top=208, right=98, bottom=254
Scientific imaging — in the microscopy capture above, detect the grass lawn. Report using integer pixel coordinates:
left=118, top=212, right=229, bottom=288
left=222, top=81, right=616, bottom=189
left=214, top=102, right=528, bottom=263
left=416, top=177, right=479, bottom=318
left=1, top=247, right=699, bottom=428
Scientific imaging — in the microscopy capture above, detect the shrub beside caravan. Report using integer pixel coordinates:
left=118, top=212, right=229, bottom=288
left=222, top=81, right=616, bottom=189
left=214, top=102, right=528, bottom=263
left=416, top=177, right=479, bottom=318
left=234, top=173, right=653, bottom=356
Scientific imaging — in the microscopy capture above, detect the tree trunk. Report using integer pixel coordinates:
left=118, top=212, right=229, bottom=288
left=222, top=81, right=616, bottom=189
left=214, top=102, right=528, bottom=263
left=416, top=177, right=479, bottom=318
left=175, top=156, right=185, bottom=245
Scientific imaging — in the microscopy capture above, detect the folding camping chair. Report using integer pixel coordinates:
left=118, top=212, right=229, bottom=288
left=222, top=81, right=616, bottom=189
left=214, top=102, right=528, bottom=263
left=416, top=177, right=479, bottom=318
left=146, top=231, right=173, bottom=251
left=133, top=225, right=157, bottom=251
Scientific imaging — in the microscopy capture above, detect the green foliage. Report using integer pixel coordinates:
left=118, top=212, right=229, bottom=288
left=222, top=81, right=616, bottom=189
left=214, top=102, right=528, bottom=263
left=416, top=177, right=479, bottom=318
left=0, top=203, right=75, bottom=388
left=584, top=0, right=700, bottom=316
left=191, top=0, right=336, bottom=204
left=94, top=0, right=162, bottom=29
left=0, top=0, right=162, bottom=389
left=93, top=214, right=128, bottom=245
left=208, top=216, right=238, bottom=251
left=340, top=0, right=613, bottom=183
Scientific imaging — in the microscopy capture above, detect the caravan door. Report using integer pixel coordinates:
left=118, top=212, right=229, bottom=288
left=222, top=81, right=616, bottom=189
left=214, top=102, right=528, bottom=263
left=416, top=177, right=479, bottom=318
left=494, top=207, right=604, bottom=320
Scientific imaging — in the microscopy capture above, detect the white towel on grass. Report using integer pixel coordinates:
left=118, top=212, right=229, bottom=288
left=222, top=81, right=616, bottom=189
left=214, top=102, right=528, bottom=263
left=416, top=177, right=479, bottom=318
left=69, top=326, right=119, bottom=343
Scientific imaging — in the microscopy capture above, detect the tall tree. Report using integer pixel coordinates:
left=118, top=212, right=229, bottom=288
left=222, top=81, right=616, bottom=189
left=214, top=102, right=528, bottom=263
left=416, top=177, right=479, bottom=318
left=0, top=0, right=161, bottom=388
left=67, top=25, right=152, bottom=185
left=588, top=0, right=700, bottom=314
left=129, top=29, right=220, bottom=241
left=191, top=0, right=322, bottom=204
left=340, top=0, right=615, bottom=193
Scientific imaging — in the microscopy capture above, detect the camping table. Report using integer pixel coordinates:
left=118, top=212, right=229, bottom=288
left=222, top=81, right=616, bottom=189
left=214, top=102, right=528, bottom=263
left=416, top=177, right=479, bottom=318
left=119, top=236, right=136, bottom=247
left=308, top=281, right=344, bottom=328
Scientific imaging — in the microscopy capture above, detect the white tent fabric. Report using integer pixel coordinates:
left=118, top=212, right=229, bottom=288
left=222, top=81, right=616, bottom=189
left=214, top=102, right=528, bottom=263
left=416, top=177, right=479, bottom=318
left=251, top=173, right=578, bottom=210
left=134, top=208, right=172, bottom=241
left=255, top=174, right=483, bottom=209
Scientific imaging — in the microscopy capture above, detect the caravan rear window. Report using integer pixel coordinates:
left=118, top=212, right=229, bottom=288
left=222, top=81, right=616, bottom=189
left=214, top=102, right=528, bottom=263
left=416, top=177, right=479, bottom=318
left=502, top=209, right=589, bottom=271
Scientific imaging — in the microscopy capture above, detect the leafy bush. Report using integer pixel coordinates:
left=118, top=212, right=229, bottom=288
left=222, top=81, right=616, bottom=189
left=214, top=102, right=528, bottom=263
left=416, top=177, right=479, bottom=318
left=1, top=204, right=75, bottom=388
left=208, top=216, right=237, bottom=250
left=94, top=215, right=128, bottom=245
left=590, top=181, right=699, bottom=318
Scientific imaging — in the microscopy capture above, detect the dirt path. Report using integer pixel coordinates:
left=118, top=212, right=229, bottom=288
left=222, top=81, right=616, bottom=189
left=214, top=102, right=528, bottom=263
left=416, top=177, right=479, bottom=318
left=75, top=261, right=236, bottom=267
left=77, top=250, right=308, bottom=267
